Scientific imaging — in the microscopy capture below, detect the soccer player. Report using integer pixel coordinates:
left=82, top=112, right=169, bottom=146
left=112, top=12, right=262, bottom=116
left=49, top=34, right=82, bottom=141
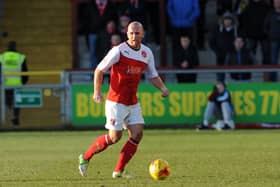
left=78, top=21, right=169, bottom=178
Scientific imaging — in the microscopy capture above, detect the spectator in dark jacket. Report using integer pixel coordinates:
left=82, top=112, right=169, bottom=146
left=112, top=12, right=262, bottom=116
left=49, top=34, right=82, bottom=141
left=145, top=1, right=160, bottom=44
left=85, top=0, right=117, bottom=68
left=264, top=0, right=280, bottom=81
left=95, top=20, right=118, bottom=62
left=196, top=0, right=208, bottom=50
left=216, top=0, right=249, bottom=18
left=174, top=35, right=199, bottom=83
left=225, top=37, right=255, bottom=81
left=116, top=0, right=147, bottom=28
left=209, top=11, right=238, bottom=82
left=118, top=13, right=131, bottom=41
left=216, top=0, right=235, bottom=16
left=167, top=0, right=200, bottom=67
left=239, top=0, right=271, bottom=66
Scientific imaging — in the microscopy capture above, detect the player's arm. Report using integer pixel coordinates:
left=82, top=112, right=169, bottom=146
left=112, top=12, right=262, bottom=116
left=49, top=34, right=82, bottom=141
left=92, top=46, right=120, bottom=103
left=146, top=48, right=169, bottom=97
left=150, top=76, right=169, bottom=97
left=93, top=68, right=104, bottom=103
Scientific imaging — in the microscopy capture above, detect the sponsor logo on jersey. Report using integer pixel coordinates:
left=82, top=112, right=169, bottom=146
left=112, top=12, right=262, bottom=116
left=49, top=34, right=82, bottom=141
left=141, top=50, right=147, bottom=58
left=127, top=65, right=143, bottom=74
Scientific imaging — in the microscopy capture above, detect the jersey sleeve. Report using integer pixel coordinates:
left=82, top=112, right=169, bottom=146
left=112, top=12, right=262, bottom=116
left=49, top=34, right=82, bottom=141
left=97, top=46, right=120, bottom=72
left=145, top=48, right=159, bottom=79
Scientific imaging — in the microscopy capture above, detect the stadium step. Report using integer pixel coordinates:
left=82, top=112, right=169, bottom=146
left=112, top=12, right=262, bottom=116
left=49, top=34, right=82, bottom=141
left=1, top=0, right=72, bottom=127
left=1, top=0, right=72, bottom=70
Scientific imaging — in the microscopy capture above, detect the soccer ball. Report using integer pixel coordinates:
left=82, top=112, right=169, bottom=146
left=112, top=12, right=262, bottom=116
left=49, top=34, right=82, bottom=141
left=149, top=159, right=171, bottom=180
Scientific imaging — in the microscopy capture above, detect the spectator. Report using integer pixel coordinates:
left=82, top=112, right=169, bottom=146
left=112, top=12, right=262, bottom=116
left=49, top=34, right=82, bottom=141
left=119, top=14, right=131, bottom=41
left=234, top=0, right=249, bottom=19
left=167, top=0, right=200, bottom=39
left=84, top=0, right=117, bottom=69
left=264, top=0, right=275, bottom=7
left=77, top=2, right=88, bottom=36
left=225, top=37, right=255, bottom=81
left=209, top=11, right=238, bottom=82
left=197, top=81, right=235, bottom=130
left=264, top=0, right=280, bottom=81
left=174, top=35, right=199, bottom=83
left=216, top=0, right=249, bottom=18
left=0, top=41, right=28, bottom=126
left=167, top=0, right=200, bottom=65
left=216, top=0, right=235, bottom=16
left=145, top=1, right=160, bottom=44
left=110, top=32, right=122, bottom=47
left=196, top=0, right=208, bottom=50
left=95, top=20, right=118, bottom=61
left=239, top=0, right=271, bottom=66
left=116, top=0, right=147, bottom=28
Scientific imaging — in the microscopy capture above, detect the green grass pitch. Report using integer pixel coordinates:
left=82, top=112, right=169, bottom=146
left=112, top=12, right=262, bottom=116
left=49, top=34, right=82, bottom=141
left=0, top=129, right=280, bottom=187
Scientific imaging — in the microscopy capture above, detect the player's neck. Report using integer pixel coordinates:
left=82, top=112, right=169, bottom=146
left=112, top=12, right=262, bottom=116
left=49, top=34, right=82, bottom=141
left=126, top=41, right=141, bottom=50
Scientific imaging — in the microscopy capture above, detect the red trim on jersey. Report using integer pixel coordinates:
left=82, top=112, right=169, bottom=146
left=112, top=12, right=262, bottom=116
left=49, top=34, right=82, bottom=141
left=107, top=53, right=147, bottom=105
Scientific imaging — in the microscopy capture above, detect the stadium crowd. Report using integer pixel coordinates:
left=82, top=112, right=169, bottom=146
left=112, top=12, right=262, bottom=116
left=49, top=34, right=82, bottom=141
left=77, top=0, right=279, bottom=82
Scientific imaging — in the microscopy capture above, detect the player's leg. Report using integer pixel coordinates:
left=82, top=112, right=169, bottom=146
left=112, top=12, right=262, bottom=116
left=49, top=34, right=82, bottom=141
left=79, top=130, right=122, bottom=177
left=113, top=103, right=144, bottom=178
left=114, top=124, right=143, bottom=173
left=84, top=101, right=128, bottom=160
left=83, top=130, right=122, bottom=161
left=79, top=101, right=128, bottom=176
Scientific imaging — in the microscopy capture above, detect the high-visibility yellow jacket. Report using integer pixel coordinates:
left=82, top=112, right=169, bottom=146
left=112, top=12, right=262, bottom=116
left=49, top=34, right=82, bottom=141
left=0, top=51, right=26, bottom=86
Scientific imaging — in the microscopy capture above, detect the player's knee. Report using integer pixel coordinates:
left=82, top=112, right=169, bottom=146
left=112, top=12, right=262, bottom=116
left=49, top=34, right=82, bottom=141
left=109, top=131, right=122, bottom=144
left=111, top=135, right=122, bottom=144
left=132, top=131, right=143, bottom=142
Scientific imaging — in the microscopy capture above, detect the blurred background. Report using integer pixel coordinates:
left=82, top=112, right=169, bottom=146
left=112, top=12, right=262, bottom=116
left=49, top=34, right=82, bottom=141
left=0, top=0, right=279, bottom=129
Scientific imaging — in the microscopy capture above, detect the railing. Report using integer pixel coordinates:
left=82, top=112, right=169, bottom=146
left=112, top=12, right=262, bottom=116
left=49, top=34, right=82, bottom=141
left=0, top=66, right=279, bottom=128
left=0, top=71, right=65, bottom=127
left=65, top=65, right=280, bottom=84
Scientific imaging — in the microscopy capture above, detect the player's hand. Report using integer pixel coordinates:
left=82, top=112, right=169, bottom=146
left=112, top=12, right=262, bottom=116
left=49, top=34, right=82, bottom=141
left=161, top=88, right=169, bottom=98
left=93, top=92, right=104, bottom=103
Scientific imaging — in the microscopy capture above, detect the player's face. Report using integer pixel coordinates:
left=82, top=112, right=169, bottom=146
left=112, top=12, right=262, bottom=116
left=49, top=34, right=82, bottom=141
left=127, top=23, right=144, bottom=49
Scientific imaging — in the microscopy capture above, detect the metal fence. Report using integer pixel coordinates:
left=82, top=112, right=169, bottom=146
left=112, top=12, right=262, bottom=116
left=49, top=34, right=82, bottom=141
left=0, top=66, right=279, bottom=129
left=0, top=71, right=65, bottom=128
